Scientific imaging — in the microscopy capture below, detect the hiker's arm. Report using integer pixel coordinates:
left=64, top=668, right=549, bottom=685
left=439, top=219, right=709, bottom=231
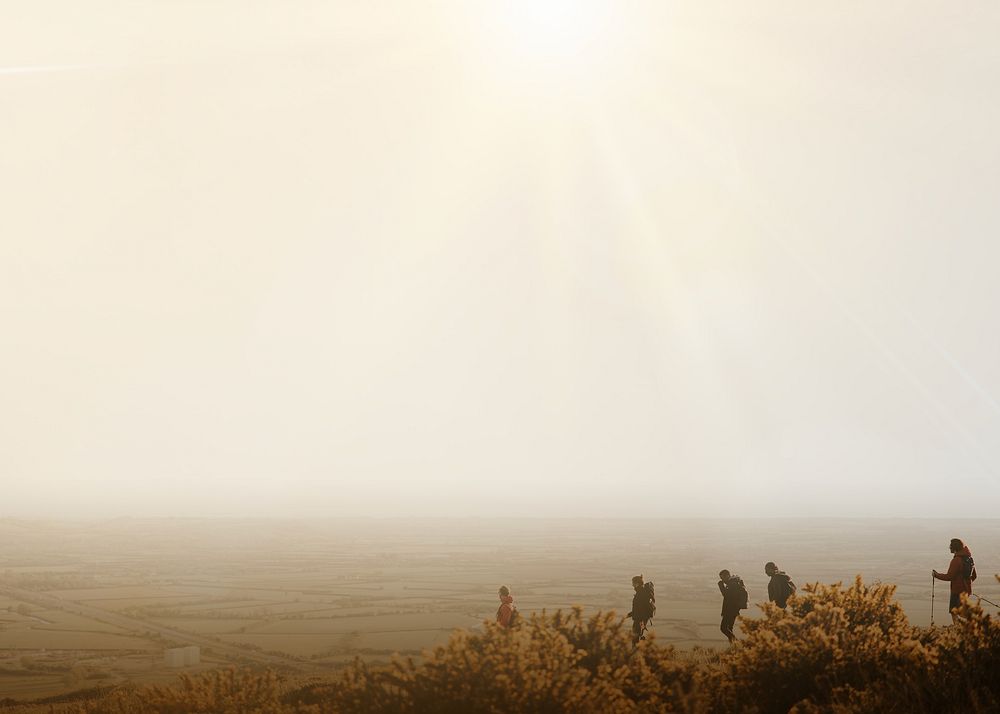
left=934, top=559, right=960, bottom=581
left=717, top=581, right=726, bottom=596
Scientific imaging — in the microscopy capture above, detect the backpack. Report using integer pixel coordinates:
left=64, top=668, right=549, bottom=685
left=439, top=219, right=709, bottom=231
left=962, top=555, right=976, bottom=581
left=733, top=577, right=749, bottom=610
left=778, top=574, right=796, bottom=602
left=643, top=582, right=657, bottom=622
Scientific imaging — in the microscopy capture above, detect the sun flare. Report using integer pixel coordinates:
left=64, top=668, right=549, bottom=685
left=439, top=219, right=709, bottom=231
left=468, top=0, right=625, bottom=88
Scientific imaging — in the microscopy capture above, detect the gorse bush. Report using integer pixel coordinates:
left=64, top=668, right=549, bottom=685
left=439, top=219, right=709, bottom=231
left=50, top=669, right=286, bottom=714
left=32, top=576, right=1000, bottom=714
left=287, top=608, right=704, bottom=713
left=913, top=597, right=1000, bottom=714
left=715, top=577, right=937, bottom=713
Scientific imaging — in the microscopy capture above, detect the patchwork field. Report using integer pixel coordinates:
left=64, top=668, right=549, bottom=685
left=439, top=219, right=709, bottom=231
left=1, top=518, right=998, bottom=702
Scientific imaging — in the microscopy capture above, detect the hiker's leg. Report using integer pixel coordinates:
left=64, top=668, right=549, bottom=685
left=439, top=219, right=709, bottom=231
left=720, top=613, right=736, bottom=643
left=631, top=619, right=642, bottom=645
left=949, top=593, right=961, bottom=625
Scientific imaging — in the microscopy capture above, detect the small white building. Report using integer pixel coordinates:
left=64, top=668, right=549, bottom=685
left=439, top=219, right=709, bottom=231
left=164, top=646, right=200, bottom=668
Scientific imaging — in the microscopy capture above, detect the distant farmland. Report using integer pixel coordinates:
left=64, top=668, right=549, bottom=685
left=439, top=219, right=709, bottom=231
left=2, top=517, right=999, bottom=702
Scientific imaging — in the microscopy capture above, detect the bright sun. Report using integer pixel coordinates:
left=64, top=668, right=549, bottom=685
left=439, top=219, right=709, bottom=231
left=468, top=0, right=622, bottom=89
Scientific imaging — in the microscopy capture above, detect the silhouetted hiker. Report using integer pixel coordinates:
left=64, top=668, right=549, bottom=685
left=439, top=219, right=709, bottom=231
left=496, top=585, right=516, bottom=628
left=765, top=562, right=796, bottom=609
left=933, top=538, right=977, bottom=624
left=627, top=575, right=656, bottom=645
left=718, top=570, right=748, bottom=644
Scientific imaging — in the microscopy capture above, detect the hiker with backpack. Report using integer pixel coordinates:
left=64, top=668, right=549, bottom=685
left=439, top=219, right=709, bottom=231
left=718, top=570, right=748, bottom=644
left=933, top=538, right=977, bottom=624
left=496, top=585, right=517, bottom=628
left=765, top=562, right=796, bottom=609
left=627, top=575, right=656, bottom=645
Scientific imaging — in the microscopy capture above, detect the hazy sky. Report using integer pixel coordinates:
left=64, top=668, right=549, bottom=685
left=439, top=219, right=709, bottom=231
left=3, top=2, right=999, bottom=518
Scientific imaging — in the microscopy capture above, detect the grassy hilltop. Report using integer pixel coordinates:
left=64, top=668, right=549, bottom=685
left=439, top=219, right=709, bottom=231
left=6, top=576, right=999, bottom=714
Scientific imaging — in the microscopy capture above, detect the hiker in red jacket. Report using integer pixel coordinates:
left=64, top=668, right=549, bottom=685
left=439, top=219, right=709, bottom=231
left=496, top=585, right=516, bottom=628
left=932, top=538, right=977, bottom=624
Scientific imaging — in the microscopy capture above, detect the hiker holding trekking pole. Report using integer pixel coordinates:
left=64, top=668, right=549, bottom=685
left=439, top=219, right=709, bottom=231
left=932, top=538, right=977, bottom=625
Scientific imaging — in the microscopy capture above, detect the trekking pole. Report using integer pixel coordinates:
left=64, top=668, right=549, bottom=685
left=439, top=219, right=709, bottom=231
left=976, top=595, right=1000, bottom=609
left=930, top=574, right=935, bottom=627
